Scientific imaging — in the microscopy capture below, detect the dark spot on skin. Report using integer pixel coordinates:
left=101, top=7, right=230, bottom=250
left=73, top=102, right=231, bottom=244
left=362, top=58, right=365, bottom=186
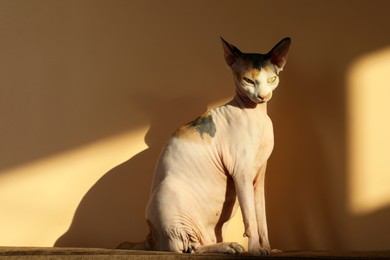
left=241, top=53, right=268, bottom=69
left=187, top=114, right=216, bottom=138
left=186, top=245, right=194, bottom=254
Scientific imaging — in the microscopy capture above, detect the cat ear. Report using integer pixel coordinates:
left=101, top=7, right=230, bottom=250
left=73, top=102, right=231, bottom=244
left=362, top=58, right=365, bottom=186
left=268, top=37, right=291, bottom=71
left=220, top=37, right=242, bottom=67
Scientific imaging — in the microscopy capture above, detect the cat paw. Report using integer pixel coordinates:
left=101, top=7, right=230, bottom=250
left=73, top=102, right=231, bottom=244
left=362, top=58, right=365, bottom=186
left=225, top=242, right=245, bottom=254
left=248, top=244, right=272, bottom=256
left=271, top=248, right=283, bottom=254
left=194, top=242, right=244, bottom=254
left=250, top=248, right=270, bottom=256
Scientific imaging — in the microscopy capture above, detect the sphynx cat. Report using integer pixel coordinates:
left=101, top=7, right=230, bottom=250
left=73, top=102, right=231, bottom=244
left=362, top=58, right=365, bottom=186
left=119, top=37, right=291, bottom=255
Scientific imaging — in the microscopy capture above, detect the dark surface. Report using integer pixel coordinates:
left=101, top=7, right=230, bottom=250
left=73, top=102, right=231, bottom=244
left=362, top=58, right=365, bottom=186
left=1, top=247, right=390, bottom=259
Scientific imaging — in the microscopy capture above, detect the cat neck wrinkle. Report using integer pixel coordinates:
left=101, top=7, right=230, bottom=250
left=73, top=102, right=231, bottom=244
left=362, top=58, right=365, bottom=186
left=232, top=91, right=267, bottom=113
left=234, top=89, right=256, bottom=108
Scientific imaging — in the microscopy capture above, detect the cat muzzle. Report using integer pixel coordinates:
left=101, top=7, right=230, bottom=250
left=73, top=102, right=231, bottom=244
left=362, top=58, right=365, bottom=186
left=256, top=95, right=267, bottom=103
left=257, top=93, right=272, bottom=103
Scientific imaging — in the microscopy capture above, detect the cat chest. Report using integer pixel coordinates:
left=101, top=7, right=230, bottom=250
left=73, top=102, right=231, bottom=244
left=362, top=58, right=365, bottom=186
left=231, top=113, right=274, bottom=148
left=215, top=114, right=274, bottom=172
left=255, top=128, right=274, bottom=166
left=247, top=122, right=274, bottom=164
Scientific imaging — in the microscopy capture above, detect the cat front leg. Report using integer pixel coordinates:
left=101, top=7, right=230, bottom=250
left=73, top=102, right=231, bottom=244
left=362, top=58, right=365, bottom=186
left=253, top=163, right=271, bottom=253
left=233, top=173, right=269, bottom=256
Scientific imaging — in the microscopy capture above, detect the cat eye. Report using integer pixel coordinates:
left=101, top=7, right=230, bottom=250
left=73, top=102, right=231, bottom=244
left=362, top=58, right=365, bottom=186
left=242, top=77, right=255, bottom=85
left=267, top=76, right=277, bottom=83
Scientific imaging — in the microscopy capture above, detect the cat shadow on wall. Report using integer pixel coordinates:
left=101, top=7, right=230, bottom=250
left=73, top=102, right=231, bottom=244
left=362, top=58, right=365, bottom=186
left=55, top=93, right=209, bottom=249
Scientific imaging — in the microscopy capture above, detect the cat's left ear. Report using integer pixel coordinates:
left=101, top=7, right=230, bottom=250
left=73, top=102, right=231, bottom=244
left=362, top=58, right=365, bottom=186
left=268, top=37, right=291, bottom=71
left=221, top=37, right=242, bottom=67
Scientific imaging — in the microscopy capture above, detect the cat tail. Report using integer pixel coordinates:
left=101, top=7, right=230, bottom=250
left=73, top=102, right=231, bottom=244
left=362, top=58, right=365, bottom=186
left=117, top=231, right=155, bottom=250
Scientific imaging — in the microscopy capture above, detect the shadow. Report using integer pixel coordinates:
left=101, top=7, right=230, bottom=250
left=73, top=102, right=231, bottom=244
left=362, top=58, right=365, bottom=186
left=3, top=0, right=389, bottom=250
left=347, top=207, right=390, bottom=249
left=264, top=61, right=344, bottom=248
left=55, top=37, right=390, bottom=251
left=265, top=35, right=390, bottom=250
left=55, top=94, right=209, bottom=248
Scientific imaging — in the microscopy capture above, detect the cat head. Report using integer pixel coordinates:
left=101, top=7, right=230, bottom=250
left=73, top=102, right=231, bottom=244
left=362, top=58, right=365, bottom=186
left=221, top=37, right=291, bottom=104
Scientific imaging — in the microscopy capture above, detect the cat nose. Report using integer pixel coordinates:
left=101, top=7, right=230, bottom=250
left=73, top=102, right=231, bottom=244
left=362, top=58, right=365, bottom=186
left=258, top=92, right=272, bottom=101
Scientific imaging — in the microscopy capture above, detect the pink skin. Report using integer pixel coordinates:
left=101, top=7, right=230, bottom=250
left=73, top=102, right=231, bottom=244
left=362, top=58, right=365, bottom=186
left=120, top=38, right=290, bottom=255
left=146, top=96, right=274, bottom=255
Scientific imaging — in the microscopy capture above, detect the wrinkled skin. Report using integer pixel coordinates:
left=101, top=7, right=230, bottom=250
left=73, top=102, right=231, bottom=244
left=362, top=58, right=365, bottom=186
left=119, top=37, right=290, bottom=256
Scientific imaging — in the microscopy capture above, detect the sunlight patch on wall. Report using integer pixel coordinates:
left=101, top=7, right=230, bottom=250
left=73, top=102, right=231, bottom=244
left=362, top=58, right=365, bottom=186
left=0, top=126, right=149, bottom=246
left=348, top=47, right=390, bottom=215
left=224, top=207, right=248, bottom=250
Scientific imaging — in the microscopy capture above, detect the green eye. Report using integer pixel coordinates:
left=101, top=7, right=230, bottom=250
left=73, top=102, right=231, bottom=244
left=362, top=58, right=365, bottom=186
left=268, top=76, right=277, bottom=83
left=243, top=77, right=255, bottom=85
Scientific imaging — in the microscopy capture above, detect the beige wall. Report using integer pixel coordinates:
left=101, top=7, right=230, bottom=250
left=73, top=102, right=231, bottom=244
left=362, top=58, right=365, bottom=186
left=1, top=0, right=390, bottom=250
